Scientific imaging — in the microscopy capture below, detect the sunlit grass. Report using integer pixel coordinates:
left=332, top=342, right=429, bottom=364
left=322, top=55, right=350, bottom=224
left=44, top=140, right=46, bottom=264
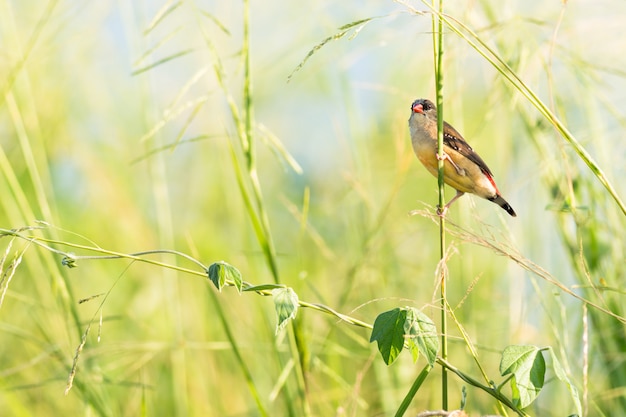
left=0, top=0, right=625, bottom=416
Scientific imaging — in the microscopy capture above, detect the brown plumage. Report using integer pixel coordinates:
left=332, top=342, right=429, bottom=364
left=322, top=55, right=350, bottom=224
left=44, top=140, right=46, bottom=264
left=408, top=98, right=516, bottom=217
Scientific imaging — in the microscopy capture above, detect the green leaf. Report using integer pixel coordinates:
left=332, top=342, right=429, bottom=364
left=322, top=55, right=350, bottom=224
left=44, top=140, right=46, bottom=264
left=406, top=337, right=420, bottom=363
left=548, top=347, right=583, bottom=416
left=370, top=308, right=407, bottom=365
left=404, top=308, right=439, bottom=367
left=258, top=124, right=303, bottom=175
left=272, top=287, right=299, bottom=333
left=207, top=261, right=243, bottom=293
left=370, top=307, right=439, bottom=367
left=243, top=283, right=285, bottom=292
left=510, top=373, right=521, bottom=406
left=61, top=256, right=77, bottom=268
left=500, top=345, right=546, bottom=408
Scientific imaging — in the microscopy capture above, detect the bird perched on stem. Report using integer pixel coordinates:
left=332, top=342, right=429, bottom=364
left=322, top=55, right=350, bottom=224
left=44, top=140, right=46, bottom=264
left=408, top=98, right=516, bottom=217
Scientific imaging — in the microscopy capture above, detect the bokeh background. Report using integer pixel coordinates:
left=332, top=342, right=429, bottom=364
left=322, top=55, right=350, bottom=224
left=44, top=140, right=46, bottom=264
left=1, top=0, right=625, bottom=416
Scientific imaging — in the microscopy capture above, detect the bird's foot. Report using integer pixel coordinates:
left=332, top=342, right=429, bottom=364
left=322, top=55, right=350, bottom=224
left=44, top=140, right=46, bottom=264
left=435, top=152, right=447, bottom=161
left=436, top=152, right=465, bottom=176
left=436, top=191, right=465, bottom=217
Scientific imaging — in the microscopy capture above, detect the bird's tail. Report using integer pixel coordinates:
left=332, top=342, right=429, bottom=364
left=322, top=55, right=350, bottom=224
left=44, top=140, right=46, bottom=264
left=489, top=195, right=517, bottom=217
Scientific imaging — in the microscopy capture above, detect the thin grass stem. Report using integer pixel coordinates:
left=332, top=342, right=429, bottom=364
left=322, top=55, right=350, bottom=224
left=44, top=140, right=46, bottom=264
left=431, top=0, right=448, bottom=410
left=206, top=284, right=270, bottom=417
left=437, top=358, right=529, bottom=417
left=446, top=301, right=509, bottom=416
left=395, top=364, right=433, bottom=417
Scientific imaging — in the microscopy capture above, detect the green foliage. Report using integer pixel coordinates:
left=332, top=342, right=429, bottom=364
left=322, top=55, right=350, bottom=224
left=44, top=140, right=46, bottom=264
left=272, top=287, right=299, bottom=333
left=405, top=307, right=439, bottom=367
left=370, top=307, right=438, bottom=367
left=499, top=345, right=582, bottom=415
left=549, top=347, right=583, bottom=416
left=500, top=345, right=546, bottom=408
left=370, top=308, right=411, bottom=365
left=208, top=261, right=243, bottom=293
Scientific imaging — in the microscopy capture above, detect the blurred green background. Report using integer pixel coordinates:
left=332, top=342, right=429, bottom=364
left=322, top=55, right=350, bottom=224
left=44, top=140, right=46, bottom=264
left=1, top=0, right=625, bottom=416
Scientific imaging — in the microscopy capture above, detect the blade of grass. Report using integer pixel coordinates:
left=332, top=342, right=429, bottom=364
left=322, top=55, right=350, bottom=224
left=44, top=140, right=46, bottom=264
left=199, top=10, right=231, bottom=35
left=395, top=363, right=432, bottom=417
left=143, top=0, right=182, bottom=36
left=287, top=17, right=380, bottom=82
left=139, top=95, right=210, bottom=143
left=131, top=49, right=194, bottom=75
left=193, top=2, right=306, bottom=413
left=130, top=134, right=215, bottom=165
left=133, top=25, right=184, bottom=69
left=0, top=0, right=61, bottom=108
left=169, top=97, right=208, bottom=150
left=258, top=124, right=303, bottom=175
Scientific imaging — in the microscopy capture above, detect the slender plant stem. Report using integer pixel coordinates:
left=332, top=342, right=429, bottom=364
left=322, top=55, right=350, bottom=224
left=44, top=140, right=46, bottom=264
left=446, top=300, right=509, bottom=416
left=0, top=0, right=60, bottom=108
left=206, top=284, right=270, bottom=417
left=437, top=358, right=529, bottom=417
left=395, top=364, right=433, bottom=417
left=242, top=0, right=253, bottom=165
left=241, top=1, right=308, bottom=413
left=240, top=0, right=280, bottom=286
left=432, top=0, right=448, bottom=410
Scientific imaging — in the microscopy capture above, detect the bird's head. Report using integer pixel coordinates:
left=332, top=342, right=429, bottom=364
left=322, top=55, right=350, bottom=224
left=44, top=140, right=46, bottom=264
left=408, top=98, right=437, bottom=130
left=411, top=99, right=437, bottom=116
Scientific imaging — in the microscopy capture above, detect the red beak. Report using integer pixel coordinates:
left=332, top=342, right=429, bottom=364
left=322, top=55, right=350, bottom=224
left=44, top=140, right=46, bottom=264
left=412, top=103, right=424, bottom=113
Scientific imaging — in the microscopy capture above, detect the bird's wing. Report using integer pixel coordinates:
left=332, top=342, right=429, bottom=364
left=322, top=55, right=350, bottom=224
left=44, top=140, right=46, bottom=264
left=443, top=121, right=494, bottom=177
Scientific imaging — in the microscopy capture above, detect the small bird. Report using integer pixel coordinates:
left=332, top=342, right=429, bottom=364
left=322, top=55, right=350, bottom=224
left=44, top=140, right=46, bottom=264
left=408, top=98, right=516, bottom=217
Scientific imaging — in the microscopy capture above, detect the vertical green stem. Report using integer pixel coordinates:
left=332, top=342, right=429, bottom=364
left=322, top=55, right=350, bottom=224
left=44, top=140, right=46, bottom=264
left=394, top=363, right=433, bottom=417
left=241, top=0, right=280, bottom=285
left=432, top=0, right=448, bottom=410
left=242, top=0, right=253, bottom=167
left=206, top=285, right=269, bottom=417
left=241, top=2, right=307, bottom=414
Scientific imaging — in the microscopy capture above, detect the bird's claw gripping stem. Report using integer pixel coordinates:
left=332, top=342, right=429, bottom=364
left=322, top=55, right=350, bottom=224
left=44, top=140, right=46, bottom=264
left=436, top=151, right=465, bottom=176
